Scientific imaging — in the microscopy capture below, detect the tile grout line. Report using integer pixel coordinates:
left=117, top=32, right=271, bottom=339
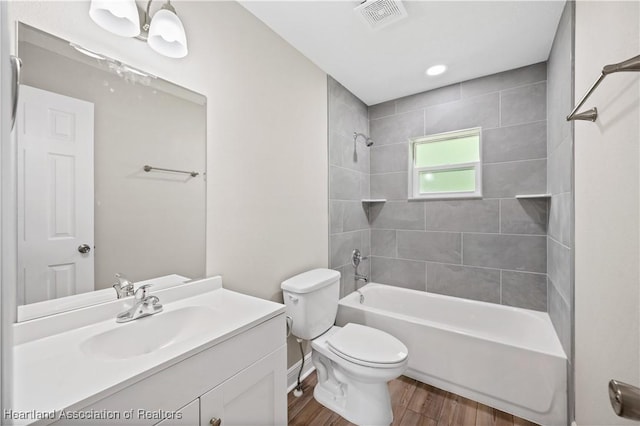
left=368, top=255, right=547, bottom=276
left=499, top=270, right=503, bottom=304
left=498, top=89, right=502, bottom=127
left=498, top=199, right=502, bottom=234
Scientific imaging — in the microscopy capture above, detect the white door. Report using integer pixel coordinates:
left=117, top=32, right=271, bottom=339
left=16, top=85, right=94, bottom=305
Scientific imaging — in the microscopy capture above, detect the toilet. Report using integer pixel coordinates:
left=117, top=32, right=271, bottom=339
left=281, top=268, right=408, bottom=426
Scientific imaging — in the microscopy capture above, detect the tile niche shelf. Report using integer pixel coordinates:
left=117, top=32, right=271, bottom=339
left=361, top=199, right=387, bottom=203
left=515, top=194, right=552, bottom=199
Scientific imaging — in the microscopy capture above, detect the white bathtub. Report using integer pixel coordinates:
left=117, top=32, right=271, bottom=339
left=336, top=283, right=567, bottom=426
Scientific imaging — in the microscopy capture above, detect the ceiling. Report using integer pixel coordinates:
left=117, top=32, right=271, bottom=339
left=239, top=1, right=566, bottom=105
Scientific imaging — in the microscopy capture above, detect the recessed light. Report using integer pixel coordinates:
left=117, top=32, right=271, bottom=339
left=426, top=64, right=447, bottom=76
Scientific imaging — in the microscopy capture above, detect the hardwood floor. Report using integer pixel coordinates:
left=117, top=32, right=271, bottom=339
left=288, top=372, right=539, bottom=426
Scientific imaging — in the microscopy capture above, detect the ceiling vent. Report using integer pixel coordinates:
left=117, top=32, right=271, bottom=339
left=354, top=0, right=408, bottom=31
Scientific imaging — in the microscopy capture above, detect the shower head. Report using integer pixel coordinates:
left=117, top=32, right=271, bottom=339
left=353, top=132, right=374, bottom=147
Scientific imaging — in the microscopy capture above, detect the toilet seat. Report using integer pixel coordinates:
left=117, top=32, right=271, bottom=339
left=327, top=323, right=408, bottom=368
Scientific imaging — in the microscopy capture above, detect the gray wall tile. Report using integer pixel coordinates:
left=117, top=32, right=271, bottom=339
left=483, top=121, right=547, bottom=164
left=548, top=137, right=572, bottom=195
left=548, top=192, right=572, bottom=247
left=330, top=166, right=364, bottom=200
left=397, top=231, right=461, bottom=263
left=328, top=76, right=367, bottom=117
left=328, top=131, right=343, bottom=167
left=548, top=238, right=571, bottom=303
left=500, top=199, right=547, bottom=235
left=360, top=229, right=371, bottom=259
left=330, top=201, right=343, bottom=234
left=426, top=200, right=499, bottom=233
left=336, top=265, right=355, bottom=298
left=369, top=101, right=395, bottom=120
left=370, top=143, right=409, bottom=174
left=427, top=263, right=500, bottom=303
left=371, top=256, right=426, bottom=290
left=461, top=62, right=547, bottom=99
left=546, top=1, right=573, bottom=369
left=370, top=110, right=424, bottom=146
left=371, top=230, right=396, bottom=257
left=330, top=231, right=361, bottom=268
left=369, top=201, right=425, bottom=230
left=501, top=82, right=547, bottom=126
left=502, top=271, right=547, bottom=311
left=424, top=92, right=499, bottom=134
left=483, top=159, right=547, bottom=198
left=329, top=96, right=368, bottom=138
left=548, top=277, right=571, bottom=357
left=396, top=84, right=461, bottom=113
left=547, top=10, right=573, bottom=155
left=360, top=173, right=370, bottom=199
left=342, top=201, right=369, bottom=232
left=371, top=172, right=408, bottom=200
left=463, top=234, right=546, bottom=272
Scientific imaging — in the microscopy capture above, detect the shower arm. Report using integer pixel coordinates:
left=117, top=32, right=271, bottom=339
left=353, top=132, right=373, bottom=147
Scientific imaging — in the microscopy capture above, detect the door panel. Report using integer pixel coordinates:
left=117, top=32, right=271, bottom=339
left=17, top=85, right=94, bottom=304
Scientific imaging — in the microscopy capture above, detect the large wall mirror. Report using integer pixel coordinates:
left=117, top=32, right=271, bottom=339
left=16, top=23, right=206, bottom=320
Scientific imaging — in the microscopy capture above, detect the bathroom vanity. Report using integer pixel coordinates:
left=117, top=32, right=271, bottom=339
left=11, top=277, right=287, bottom=425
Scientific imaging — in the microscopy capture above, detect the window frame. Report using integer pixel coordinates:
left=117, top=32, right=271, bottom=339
left=408, top=127, right=483, bottom=200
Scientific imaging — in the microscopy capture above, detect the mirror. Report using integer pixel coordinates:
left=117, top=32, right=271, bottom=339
left=15, top=23, right=206, bottom=320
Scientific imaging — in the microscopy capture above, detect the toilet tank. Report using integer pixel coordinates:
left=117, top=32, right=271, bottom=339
left=281, top=269, right=341, bottom=340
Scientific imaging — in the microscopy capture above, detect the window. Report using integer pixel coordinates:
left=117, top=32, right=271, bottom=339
left=408, top=127, right=482, bottom=200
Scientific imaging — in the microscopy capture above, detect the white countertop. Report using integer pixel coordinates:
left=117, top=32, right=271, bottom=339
left=11, top=277, right=285, bottom=425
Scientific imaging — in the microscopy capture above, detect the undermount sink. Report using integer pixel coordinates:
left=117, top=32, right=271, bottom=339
left=81, top=306, right=219, bottom=360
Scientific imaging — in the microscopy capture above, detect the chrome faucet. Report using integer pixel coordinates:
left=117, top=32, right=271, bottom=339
left=116, top=284, right=163, bottom=323
left=352, top=249, right=369, bottom=303
left=113, top=273, right=135, bottom=299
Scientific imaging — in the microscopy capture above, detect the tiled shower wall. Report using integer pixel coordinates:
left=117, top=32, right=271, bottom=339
left=366, top=63, right=549, bottom=311
left=546, top=2, right=574, bottom=421
left=328, top=77, right=371, bottom=297
left=329, top=64, right=553, bottom=311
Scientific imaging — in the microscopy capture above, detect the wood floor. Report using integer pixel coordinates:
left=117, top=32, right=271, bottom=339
left=288, top=372, right=539, bottom=426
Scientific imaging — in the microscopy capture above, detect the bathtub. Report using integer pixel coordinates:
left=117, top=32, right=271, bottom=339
left=336, top=283, right=567, bottom=426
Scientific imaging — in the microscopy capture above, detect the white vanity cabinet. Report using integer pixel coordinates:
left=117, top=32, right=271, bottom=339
left=154, top=400, right=199, bottom=426
left=51, top=313, right=286, bottom=426
left=198, top=346, right=287, bottom=426
left=155, top=346, right=286, bottom=426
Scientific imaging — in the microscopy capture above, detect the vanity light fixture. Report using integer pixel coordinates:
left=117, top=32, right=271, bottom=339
left=425, top=64, right=447, bottom=76
left=89, top=0, right=188, bottom=59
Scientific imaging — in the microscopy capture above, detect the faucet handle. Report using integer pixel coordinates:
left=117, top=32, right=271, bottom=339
left=135, top=284, right=152, bottom=301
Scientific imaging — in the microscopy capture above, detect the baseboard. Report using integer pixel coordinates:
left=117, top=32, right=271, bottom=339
left=287, top=352, right=315, bottom=393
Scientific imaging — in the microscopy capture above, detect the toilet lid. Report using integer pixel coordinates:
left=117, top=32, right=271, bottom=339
left=327, top=323, right=408, bottom=366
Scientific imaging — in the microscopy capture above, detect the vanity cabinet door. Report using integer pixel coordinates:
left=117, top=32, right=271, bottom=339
left=153, top=399, right=200, bottom=426
left=200, top=346, right=286, bottom=426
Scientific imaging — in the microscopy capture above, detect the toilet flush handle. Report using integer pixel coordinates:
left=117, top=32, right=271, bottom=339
left=288, top=294, right=299, bottom=304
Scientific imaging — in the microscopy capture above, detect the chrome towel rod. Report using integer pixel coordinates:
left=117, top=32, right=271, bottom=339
left=567, top=54, right=640, bottom=122
left=143, top=165, right=199, bottom=177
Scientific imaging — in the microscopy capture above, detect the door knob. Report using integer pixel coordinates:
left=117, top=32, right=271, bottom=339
left=209, top=418, right=221, bottom=426
left=609, top=379, right=640, bottom=420
left=78, top=244, right=91, bottom=254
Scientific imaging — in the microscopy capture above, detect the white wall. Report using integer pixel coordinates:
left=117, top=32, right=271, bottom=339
left=574, top=1, right=640, bottom=425
left=7, top=1, right=328, bottom=366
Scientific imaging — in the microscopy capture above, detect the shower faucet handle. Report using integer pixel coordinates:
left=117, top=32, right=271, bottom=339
left=351, top=249, right=368, bottom=268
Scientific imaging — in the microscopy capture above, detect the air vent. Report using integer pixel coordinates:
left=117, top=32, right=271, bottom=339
left=354, top=0, right=408, bottom=31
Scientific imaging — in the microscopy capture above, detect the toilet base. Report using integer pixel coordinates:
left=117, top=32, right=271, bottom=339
left=313, top=375, right=393, bottom=426
left=311, top=349, right=394, bottom=426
